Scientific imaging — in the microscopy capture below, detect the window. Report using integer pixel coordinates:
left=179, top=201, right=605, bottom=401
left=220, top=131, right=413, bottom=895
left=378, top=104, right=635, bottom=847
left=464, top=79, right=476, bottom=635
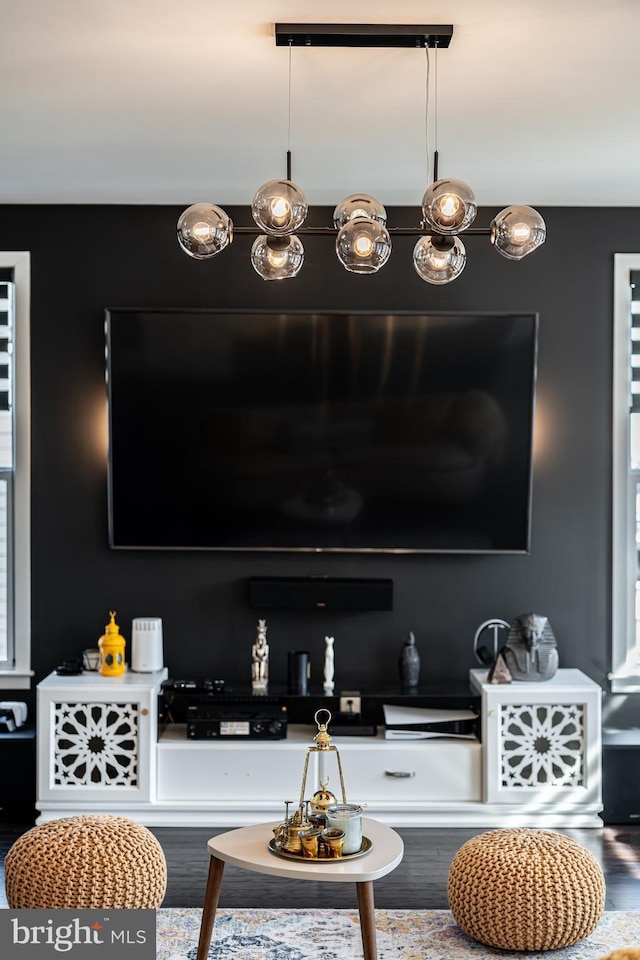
left=611, top=254, right=640, bottom=691
left=0, top=252, right=30, bottom=689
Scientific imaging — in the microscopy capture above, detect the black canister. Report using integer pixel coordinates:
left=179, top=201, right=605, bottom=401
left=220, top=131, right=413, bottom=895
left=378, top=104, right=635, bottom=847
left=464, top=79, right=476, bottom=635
left=288, top=650, right=310, bottom=694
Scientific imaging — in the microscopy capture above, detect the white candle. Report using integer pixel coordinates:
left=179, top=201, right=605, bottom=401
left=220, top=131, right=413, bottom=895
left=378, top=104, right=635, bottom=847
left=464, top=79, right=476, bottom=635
left=326, top=804, right=362, bottom=854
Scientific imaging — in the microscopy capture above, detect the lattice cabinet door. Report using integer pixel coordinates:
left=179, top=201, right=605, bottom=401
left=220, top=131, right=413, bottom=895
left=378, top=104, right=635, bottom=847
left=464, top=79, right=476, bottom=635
left=37, top=670, right=167, bottom=806
left=470, top=668, right=602, bottom=809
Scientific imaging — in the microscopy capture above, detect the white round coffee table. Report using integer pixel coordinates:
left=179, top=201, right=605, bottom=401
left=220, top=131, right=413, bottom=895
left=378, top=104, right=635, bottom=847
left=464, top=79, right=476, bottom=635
left=196, top=817, right=404, bottom=960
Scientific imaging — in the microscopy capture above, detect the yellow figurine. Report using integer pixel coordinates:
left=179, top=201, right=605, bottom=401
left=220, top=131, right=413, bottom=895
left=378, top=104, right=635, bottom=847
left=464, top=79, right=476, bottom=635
left=98, top=611, right=126, bottom=676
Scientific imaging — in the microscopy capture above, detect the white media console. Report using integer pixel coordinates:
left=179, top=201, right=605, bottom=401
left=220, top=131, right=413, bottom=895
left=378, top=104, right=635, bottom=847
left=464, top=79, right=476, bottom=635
left=35, top=667, right=603, bottom=827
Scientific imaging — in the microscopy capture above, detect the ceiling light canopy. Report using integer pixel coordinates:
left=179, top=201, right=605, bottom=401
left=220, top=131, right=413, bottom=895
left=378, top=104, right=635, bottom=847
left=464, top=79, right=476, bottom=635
left=177, top=24, right=546, bottom=284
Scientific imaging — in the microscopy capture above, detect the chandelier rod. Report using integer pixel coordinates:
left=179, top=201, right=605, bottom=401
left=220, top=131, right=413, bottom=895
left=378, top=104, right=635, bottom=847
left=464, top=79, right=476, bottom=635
left=232, top=226, right=492, bottom=237
left=433, top=39, right=439, bottom=182
left=286, top=38, right=293, bottom=182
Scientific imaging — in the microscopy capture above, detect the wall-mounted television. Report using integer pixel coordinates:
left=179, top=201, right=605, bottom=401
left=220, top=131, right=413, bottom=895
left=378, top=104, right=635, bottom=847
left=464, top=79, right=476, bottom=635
left=105, top=309, right=537, bottom=553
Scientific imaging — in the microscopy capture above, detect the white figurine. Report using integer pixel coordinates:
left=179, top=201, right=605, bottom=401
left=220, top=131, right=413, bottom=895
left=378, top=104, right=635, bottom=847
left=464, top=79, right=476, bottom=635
left=252, top=619, right=269, bottom=694
left=323, top=635, right=335, bottom=694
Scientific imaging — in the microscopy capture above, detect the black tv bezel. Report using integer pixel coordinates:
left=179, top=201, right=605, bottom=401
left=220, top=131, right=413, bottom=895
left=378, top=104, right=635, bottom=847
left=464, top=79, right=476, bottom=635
left=105, top=307, right=538, bottom=556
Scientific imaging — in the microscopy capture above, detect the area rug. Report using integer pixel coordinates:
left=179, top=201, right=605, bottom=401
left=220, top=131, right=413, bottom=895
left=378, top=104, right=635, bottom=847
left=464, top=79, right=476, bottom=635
left=156, top=908, right=640, bottom=960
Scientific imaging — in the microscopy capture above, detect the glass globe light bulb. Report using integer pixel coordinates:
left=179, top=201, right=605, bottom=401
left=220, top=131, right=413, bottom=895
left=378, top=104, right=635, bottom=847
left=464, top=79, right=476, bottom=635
left=176, top=203, right=233, bottom=259
left=438, top=194, right=460, bottom=219
left=422, top=178, right=477, bottom=234
left=250, top=235, right=304, bottom=281
left=412, top=235, right=467, bottom=285
left=490, top=205, right=546, bottom=260
left=270, top=196, right=291, bottom=226
left=266, top=245, right=289, bottom=269
left=252, top=179, right=307, bottom=236
left=192, top=221, right=214, bottom=243
left=512, top=222, right=532, bottom=244
left=354, top=233, right=374, bottom=258
left=430, top=249, right=452, bottom=271
left=333, top=194, right=387, bottom=229
left=335, top=217, right=392, bottom=274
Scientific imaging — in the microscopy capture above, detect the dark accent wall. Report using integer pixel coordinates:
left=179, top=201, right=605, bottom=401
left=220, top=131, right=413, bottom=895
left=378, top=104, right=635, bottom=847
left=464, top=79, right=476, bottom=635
left=0, top=204, right=636, bottom=700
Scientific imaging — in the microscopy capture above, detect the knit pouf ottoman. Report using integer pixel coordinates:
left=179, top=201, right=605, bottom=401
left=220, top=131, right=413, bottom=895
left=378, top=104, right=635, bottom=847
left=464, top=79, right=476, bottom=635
left=447, top=828, right=605, bottom=951
left=4, top=814, right=167, bottom=908
left=598, top=953, right=640, bottom=960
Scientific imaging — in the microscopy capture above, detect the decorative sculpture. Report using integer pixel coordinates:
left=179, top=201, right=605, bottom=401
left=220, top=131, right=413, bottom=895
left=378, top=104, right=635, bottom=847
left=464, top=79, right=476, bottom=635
left=473, top=618, right=510, bottom=666
left=503, top=613, right=558, bottom=682
left=488, top=650, right=512, bottom=684
left=323, top=636, right=335, bottom=694
left=398, top=630, right=421, bottom=689
left=98, top=611, right=126, bottom=677
left=251, top=619, right=269, bottom=694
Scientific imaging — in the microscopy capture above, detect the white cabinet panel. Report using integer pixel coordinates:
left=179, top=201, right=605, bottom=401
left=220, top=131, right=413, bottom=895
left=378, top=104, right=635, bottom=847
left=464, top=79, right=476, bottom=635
left=157, top=737, right=315, bottom=802
left=470, top=668, right=602, bottom=810
left=325, top=739, right=481, bottom=804
left=37, top=669, right=167, bottom=807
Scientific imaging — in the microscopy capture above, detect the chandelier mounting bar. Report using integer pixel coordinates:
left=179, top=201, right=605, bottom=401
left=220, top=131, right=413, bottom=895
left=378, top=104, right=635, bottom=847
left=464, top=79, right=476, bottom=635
left=275, top=23, right=454, bottom=49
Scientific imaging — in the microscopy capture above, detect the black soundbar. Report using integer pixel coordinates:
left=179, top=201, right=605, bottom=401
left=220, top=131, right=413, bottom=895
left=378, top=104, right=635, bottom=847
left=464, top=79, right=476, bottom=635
left=248, top=576, right=394, bottom=611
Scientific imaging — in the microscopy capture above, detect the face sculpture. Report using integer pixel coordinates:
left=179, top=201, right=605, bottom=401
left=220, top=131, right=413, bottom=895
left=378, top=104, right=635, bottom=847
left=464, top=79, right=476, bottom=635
left=517, top=613, right=549, bottom=651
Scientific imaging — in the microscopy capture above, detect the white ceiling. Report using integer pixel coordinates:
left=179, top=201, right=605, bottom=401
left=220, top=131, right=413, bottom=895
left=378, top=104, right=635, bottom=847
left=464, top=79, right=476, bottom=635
left=1, top=0, right=639, bottom=208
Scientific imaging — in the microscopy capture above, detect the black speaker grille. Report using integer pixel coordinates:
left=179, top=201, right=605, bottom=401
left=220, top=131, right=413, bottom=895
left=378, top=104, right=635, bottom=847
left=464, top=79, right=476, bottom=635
left=248, top=576, right=393, bottom=611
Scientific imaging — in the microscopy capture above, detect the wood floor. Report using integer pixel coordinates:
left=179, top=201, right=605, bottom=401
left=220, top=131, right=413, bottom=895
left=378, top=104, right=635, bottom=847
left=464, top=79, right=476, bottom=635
left=2, top=822, right=639, bottom=911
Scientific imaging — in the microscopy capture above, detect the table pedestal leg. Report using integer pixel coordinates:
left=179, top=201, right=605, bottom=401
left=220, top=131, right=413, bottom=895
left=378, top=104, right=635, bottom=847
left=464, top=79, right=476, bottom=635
left=196, top=856, right=225, bottom=960
left=356, top=880, right=378, bottom=960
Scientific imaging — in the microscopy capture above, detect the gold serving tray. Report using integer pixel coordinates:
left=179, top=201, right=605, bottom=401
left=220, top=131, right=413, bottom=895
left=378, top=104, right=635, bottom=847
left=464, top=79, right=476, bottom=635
left=268, top=835, right=373, bottom=863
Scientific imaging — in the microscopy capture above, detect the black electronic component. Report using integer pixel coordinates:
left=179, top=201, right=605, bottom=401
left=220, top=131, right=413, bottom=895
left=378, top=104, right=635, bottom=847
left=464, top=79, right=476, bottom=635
left=249, top=576, right=394, bottom=611
left=186, top=702, right=288, bottom=740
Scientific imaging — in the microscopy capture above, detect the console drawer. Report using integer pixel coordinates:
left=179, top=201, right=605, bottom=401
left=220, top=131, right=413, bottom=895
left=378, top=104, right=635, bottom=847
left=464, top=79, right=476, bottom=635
left=157, top=740, right=316, bottom=802
left=326, top=740, right=482, bottom=803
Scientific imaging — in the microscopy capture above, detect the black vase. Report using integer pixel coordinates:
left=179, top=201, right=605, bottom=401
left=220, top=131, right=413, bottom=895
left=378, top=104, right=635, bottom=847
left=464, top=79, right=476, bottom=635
left=399, top=631, right=421, bottom=689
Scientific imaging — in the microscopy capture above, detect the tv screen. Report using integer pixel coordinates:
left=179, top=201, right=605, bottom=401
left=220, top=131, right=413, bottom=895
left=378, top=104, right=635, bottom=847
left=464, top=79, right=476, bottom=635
left=105, top=309, right=537, bottom=553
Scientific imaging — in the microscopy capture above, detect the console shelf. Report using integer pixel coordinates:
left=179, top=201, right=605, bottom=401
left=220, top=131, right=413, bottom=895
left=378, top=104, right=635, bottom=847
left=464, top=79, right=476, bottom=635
left=35, top=668, right=603, bottom=828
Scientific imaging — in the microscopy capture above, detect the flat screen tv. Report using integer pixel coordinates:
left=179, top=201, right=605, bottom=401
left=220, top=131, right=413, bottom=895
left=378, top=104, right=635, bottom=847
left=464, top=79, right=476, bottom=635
left=105, top=309, right=537, bottom=553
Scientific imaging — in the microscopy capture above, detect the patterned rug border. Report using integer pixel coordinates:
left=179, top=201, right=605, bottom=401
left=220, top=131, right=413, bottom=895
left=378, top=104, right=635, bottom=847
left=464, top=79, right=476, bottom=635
left=156, top=908, right=640, bottom=960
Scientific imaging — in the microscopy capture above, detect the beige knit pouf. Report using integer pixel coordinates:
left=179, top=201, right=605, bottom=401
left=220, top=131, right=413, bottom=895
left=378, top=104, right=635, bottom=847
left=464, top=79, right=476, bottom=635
left=447, top=828, right=605, bottom=951
left=4, top=814, right=167, bottom=908
left=598, top=952, right=640, bottom=960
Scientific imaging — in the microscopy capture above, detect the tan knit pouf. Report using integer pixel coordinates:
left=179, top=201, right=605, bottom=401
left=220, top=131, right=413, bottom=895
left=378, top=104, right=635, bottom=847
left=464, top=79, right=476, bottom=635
left=4, top=814, right=167, bottom=908
left=447, top=828, right=605, bottom=951
left=598, top=952, right=640, bottom=960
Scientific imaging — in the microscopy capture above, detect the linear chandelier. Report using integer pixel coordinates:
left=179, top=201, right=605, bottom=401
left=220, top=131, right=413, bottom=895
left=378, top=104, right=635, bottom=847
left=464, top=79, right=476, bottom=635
left=177, top=24, right=546, bottom=284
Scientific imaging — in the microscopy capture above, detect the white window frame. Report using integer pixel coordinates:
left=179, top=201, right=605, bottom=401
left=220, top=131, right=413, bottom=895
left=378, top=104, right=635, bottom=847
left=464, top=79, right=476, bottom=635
left=0, top=252, right=31, bottom=689
left=611, top=253, right=640, bottom=691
